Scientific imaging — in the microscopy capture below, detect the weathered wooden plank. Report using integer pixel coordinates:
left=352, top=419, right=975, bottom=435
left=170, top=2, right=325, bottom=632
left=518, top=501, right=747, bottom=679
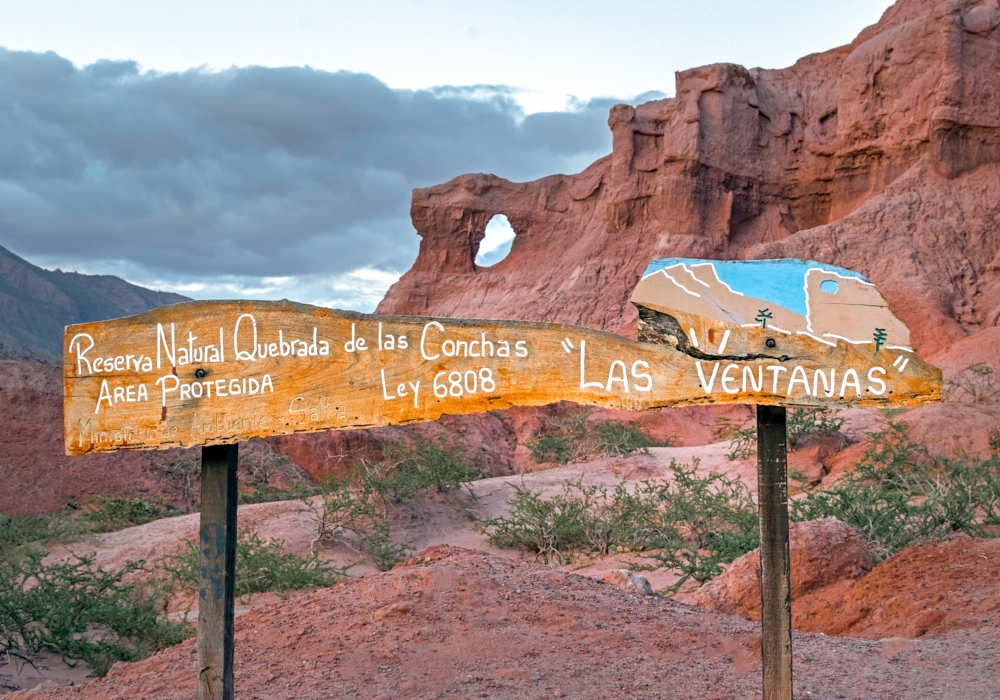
left=757, top=406, right=793, bottom=700
left=196, top=444, right=237, bottom=700
left=63, top=258, right=941, bottom=455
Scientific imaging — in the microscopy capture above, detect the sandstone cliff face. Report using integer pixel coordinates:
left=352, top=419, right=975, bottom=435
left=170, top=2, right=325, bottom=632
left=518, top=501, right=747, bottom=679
left=378, top=0, right=1000, bottom=360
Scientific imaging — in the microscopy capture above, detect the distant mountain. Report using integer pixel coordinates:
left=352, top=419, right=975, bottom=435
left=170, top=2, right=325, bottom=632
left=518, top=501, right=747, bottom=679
left=0, top=244, right=189, bottom=361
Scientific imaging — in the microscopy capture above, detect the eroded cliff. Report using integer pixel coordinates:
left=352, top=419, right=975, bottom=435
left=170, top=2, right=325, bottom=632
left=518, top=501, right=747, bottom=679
left=378, top=0, right=1000, bottom=359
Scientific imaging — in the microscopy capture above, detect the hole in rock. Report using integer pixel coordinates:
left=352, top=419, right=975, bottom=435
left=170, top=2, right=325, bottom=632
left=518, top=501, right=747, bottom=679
left=475, top=214, right=516, bottom=268
left=819, top=280, right=839, bottom=294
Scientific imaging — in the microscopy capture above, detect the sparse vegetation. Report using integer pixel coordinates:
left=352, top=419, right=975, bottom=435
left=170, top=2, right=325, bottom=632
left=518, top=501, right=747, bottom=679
left=790, top=422, right=1000, bottom=561
left=308, top=439, right=481, bottom=571
left=720, top=408, right=846, bottom=460
left=379, top=439, right=485, bottom=501
left=486, top=421, right=1000, bottom=589
left=163, top=526, right=345, bottom=598
left=528, top=410, right=663, bottom=464
left=86, top=495, right=183, bottom=532
left=239, top=481, right=318, bottom=505
left=0, top=495, right=182, bottom=555
left=483, top=460, right=758, bottom=591
left=307, top=473, right=412, bottom=571
left=945, top=362, right=1000, bottom=403
left=0, top=550, right=190, bottom=678
left=0, top=511, right=90, bottom=560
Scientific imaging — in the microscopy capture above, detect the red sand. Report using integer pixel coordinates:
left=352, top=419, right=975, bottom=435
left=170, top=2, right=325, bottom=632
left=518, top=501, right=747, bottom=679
left=12, top=545, right=1000, bottom=700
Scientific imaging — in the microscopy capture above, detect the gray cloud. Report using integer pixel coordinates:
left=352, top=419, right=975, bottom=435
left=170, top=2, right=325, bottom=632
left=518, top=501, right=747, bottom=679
left=0, top=48, right=662, bottom=308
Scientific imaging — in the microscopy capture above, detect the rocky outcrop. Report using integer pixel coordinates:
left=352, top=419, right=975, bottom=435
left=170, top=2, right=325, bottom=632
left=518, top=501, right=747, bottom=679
left=378, top=0, right=1000, bottom=360
left=676, top=517, right=873, bottom=619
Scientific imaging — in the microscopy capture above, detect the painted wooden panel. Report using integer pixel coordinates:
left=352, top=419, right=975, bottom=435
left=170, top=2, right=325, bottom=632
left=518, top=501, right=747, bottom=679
left=63, top=259, right=941, bottom=455
left=632, top=258, right=910, bottom=349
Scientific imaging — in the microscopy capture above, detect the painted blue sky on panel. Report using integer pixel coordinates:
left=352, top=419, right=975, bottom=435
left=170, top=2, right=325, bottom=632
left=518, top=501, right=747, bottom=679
left=642, top=258, right=870, bottom=317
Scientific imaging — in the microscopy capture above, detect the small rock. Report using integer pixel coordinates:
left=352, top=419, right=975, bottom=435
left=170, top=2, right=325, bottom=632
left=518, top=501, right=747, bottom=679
left=374, top=602, right=415, bottom=619
left=531, top=674, right=542, bottom=682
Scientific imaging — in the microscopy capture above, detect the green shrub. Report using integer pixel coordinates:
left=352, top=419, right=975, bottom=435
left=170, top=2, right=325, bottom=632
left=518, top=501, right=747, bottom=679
left=594, top=421, right=653, bottom=457
left=722, top=424, right=758, bottom=461
left=483, top=460, right=759, bottom=589
left=722, top=408, right=845, bottom=460
left=307, top=471, right=414, bottom=572
left=529, top=435, right=575, bottom=465
left=481, top=481, right=598, bottom=563
left=788, top=408, right=845, bottom=444
left=164, top=526, right=345, bottom=598
left=303, top=439, right=479, bottom=571
left=0, top=551, right=190, bottom=677
left=527, top=410, right=662, bottom=465
left=87, top=495, right=158, bottom=532
left=644, top=461, right=758, bottom=591
left=381, top=440, right=482, bottom=501
left=362, top=521, right=413, bottom=572
left=791, top=422, right=1000, bottom=560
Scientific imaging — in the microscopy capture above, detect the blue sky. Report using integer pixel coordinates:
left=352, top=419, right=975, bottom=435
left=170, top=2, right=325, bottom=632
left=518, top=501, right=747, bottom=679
left=0, top=0, right=895, bottom=310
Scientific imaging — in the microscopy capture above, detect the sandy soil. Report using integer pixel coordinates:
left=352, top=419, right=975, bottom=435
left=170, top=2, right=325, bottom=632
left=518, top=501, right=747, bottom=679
left=11, top=545, right=1000, bottom=700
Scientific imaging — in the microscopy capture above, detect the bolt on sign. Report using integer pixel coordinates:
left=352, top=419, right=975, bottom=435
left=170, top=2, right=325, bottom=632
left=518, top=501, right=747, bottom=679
left=65, top=259, right=939, bottom=454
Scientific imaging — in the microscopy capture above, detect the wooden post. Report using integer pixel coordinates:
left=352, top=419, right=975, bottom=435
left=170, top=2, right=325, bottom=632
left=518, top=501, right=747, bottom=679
left=197, top=444, right=238, bottom=700
left=756, top=405, right=792, bottom=700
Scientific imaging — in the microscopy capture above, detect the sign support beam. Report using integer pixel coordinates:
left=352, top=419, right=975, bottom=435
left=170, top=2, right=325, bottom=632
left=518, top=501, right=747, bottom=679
left=197, top=443, right=238, bottom=700
left=757, top=405, right=792, bottom=700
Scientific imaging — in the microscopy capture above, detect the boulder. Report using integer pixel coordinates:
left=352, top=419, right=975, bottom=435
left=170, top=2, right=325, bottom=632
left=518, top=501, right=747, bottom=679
left=677, top=517, right=872, bottom=620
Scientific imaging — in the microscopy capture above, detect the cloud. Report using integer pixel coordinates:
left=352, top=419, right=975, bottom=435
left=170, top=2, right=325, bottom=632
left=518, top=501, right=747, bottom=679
left=0, top=48, right=663, bottom=310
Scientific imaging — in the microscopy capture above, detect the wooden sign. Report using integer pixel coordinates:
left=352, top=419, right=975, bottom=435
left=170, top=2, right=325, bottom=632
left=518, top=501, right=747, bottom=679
left=61, top=257, right=942, bottom=700
left=64, top=258, right=940, bottom=455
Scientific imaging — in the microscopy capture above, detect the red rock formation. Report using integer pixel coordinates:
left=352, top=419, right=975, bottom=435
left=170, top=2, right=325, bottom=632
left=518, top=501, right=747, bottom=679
left=0, top=360, right=199, bottom=515
left=676, top=517, right=874, bottom=620
left=378, top=0, right=1000, bottom=360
